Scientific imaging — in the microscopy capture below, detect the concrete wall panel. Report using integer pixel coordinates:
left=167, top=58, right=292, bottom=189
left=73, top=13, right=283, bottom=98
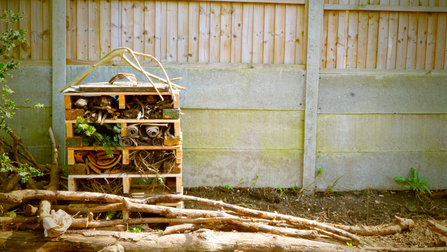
left=316, top=152, right=447, bottom=191
left=66, top=66, right=306, bottom=110
left=319, top=74, right=447, bottom=113
left=317, top=114, right=447, bottom=152
left=5, top=66, right=52, bottom=107
left=182, top=109, right=304, bottom=150
left=183, top=149, right=303, bottom=188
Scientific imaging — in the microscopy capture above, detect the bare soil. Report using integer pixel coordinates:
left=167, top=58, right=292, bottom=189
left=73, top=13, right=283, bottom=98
left=184, top=187, right=447, bottom=248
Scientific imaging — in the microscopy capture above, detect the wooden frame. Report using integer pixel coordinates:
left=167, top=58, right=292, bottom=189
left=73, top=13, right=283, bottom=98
left=324, top=4, right=447, bottom=12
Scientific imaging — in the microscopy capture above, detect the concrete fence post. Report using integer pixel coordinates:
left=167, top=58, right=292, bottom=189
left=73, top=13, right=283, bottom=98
left=302, top=0, right=323, bottom=194
left=52, top=0, right=67, bottom=165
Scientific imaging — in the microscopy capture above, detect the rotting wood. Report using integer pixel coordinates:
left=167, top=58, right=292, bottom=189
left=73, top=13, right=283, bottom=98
left=0, top=230, right=356, bottom=252
left=144, top=195, right=371, bottom=245
left=427, top=220, right=447, bottom=237
left=329, top=216, right=414, bottom=236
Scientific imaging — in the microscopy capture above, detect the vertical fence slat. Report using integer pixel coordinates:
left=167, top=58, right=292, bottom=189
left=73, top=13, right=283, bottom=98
left=284, top=5, right=296, bottom=64
left=0, top=0, right=7, bottom=36
left=100, top=0, right=111, bottom=58
left=110, top=0, right=121, bottom=52
left=376, top=0, right=389, bottom=69
left=188, top=2, right=199, bottom=62
left=425, top=0, right=437, bottom=70
left=241, top=3, right=253, bottom=63
left=263, top=3, right=274, bottom=64
left=76, top=0, right=88, bottom=60
left=144, top=0, right=155, bottom=57
left=133, top=1, right=144, bottom=54
left=357, top=10, right=368, bottom=68
left=415, top=0, right=428, bottom=70
left=177, top=1, right=188, bottom=62
left=252, top=3, right=263, bottom=63
left=296, top=4, right=305, bottom=64
left=386, top=0, right=398, bottom=69
left=154, top=1, right=166, bottom=60
left=274, top=4, right=285, bottom=64
left=396, top=0, right=409, bottom=69
left=326, top=0, right=337, bottom=68
left=20, top=0, right=31, bottom=60
left=320, top=9, right=328, bottom=68
left=336, top=0, right=348, bottom=68
left=406, top=0, right=418, bottom=69
left=42, top=0, right=50, bottom=60
left=220, top=2, right=231, bottom=63
left=121, top=1, right=133, bottom=50
left=209, top=2, right=220, bottom=63
left=88, top=0, right=99, bottom=60
left=366, top=0, right=379, bottom=69
left=66, top=0, right=76, bottom=60
left=31, top=0, right=43, bottom=60
left=346, top=0, right=358, bottom=68
left=198, top=2, right=210, bottom=62
left=435, top=0, right=446, bottom=69
left=166, top=1, right=178, bottom=62
left=231, top=3, right=242, bottom=63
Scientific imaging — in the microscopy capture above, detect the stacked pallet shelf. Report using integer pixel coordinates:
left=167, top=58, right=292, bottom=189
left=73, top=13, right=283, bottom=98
left=63, top=82, right=183, bottom=218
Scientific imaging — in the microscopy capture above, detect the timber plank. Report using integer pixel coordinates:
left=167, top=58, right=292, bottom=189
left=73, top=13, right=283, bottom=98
left=320, top=6, right=328, bottom=68
left=252, top=4, right=264, bottom=63
left=415, top=0, right=429, bottom=70
left=166, top=1, right=178, bottom=62
left=144, top=0, right=156, bottom=57
left=133, top=1, right=144, bottom=54
left=188, top=2, right=200, bottom=62
left=77, top=82, right=172, bottom=92
left=326, top=0, right=338, bottom=68
left=100, top=0, right=111, bottom=58
left=346, top=0, right=358, bottom=68
left=435, top=1, right=446, bottom=69
left=263, top=3, right=275, bottom=64
left=425, top=0, right=437, bottom=70
left=88, top=0, right=100, bottom=60
left=19, top=0, right=31, bottom=60
left=386, top=0, right=399, bottom=69
left=406, top=0, right=418, bottom=69
left=396, top=0, right=409, bottom=69
left=210, top=2, right=221, bottom=63
left=284, top=5, right=296, bottom=64
left=199, top=2, right=210, bottom=62
left=336, top=0, right=348, bottom=69
left=241, top=3, right=254, bottom=63
left=231, top=3, right=243, bottom=63
left=274, top=4, right=285, bottom=64
left=376, top=0, right=389, bottom=69
left=366, top=1, right=380, bottom=69
left=220, top=2, right=232, bottom=63
left=178, top=1, right=189, bottom=62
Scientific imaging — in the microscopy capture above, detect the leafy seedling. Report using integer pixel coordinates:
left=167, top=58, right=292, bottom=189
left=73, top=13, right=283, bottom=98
left=394, top=168, right=432, bottom=199
left=128, top=225, right=142, bottom=233
left=224, top=185, right=233, bottom=190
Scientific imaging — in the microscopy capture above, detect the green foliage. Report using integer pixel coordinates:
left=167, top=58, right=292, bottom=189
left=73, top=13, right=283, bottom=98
left=394, top=168, right=432, bottom=196
left=0, top=153, right=44, bottom=183
left=290, top=183, right=300, bottom=190
left=0, top=10, right=27, bottom=81
left=317, top=168, right=324, bottom=175
left=346, top=242, right=356, bottom=248
left=224, top=185, right=233, bottom=190
left=74, top=116, right=121, bottom=156
left=6, top=210, right=16, bottom=217
left=276, top=184, right=287, bottom=196
left=128, top=225, right=142, bottom=233
left=252, top=175, right=259, bottom=187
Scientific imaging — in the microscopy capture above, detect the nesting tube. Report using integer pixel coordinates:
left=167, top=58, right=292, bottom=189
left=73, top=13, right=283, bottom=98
left=145, top=126, right=160, bottom=138
left=127, top=125, right=139, bottom=138
left=119, top=137, right=137, bottom=147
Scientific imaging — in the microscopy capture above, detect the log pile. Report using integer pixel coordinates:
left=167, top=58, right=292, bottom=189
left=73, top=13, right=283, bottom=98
left=0, top=189, right=425, bottom=251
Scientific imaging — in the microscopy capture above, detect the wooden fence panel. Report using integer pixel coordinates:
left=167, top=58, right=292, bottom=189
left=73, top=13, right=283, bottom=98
left=63, top=0, right=306, bottom=65
left=320, top=0, right=447, bottom=70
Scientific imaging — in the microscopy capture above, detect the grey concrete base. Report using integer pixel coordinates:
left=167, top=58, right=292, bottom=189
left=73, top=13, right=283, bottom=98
left=316, top=152, right=447, bottom=191
left=183, top=149, right=303, bottom=188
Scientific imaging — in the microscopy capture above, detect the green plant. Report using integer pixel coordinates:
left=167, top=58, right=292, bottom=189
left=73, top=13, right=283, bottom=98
left=346, top=242, right=356, bottom=248
left=5, top=210, right=16, bottom=217
left=224, top=185, right=233, bottom=190
left=252, top=175, right=259, bottom=187
left=276, top=185, right=286, bottom=196
left=394, top=168, right=432, bottom=197
left=0, top=10, right=27, bottom=82
left=74, top=116, right=121, bottom=156
left=0, top=153, right=43, bottom=183
left=128, top=225, right=142, bottom=233
left=290, top=183, right=300, bottom=190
